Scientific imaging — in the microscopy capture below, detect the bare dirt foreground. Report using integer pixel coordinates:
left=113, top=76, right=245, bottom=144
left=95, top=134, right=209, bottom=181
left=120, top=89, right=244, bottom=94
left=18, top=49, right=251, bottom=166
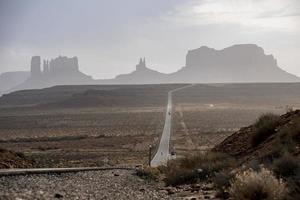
left=0, top=170, right=170, bottom=200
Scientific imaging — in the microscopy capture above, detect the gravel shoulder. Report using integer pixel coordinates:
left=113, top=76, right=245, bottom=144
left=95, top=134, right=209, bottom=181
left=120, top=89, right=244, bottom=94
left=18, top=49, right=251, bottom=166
left=0, top=170, right=170, bottom=200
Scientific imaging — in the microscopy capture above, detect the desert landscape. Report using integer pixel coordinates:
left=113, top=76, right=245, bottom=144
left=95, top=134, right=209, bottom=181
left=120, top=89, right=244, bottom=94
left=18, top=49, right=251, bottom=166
left=1, top=1, right=300, bottom=199
left=0, top=84, right=180, bottom=167
left=1, top=83, right=300, bottom=199
left=171, top=83, right=300, bottom=153
left=1, top=83, right=299, bottom=168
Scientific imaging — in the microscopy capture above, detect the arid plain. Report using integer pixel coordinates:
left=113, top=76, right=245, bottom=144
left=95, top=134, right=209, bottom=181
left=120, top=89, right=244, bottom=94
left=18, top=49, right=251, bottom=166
left=0, top=83, right=299, bottom=168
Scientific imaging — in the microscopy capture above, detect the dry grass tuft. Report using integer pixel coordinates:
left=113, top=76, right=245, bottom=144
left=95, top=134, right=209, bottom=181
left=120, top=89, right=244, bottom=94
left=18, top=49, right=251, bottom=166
left=136, top=165, right=160, bottom=180
left=164, top=152, right=235, bottom=186
left=229, top=167, right=287, bottom=200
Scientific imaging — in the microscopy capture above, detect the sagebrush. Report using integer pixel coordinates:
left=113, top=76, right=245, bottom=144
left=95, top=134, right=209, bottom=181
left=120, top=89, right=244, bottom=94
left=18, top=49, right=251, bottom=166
left=229, top=167, right=287, bottom=200
left=251, top=113, right=280, bottom=147
left=164, top=152, right=235, bottom=186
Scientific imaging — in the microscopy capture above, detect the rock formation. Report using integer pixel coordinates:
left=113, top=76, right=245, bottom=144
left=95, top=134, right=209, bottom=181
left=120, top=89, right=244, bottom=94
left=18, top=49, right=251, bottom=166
left=48, top=56, right=79, bottom=74
left=3, top=44, right=299, bottom=93
left=97, top=45, right=299, bottom=84
left=110, top=58, right=167, bottom=84
left=12, top=55, right=93, bottom=91
left=136, top=58, right=146, bottom=71
left=43, top=60, right=50, bottom=74
left=30, top=56, right=42, bottom=79
left=0, top=71, right=30, bottom=94
left=169, top=44, right=299, bottom=83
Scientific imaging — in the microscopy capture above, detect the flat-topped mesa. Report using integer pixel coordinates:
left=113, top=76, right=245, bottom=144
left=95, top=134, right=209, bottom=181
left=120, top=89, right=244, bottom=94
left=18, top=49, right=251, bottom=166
left=111, top=44, right=299, bottom=84
left=175, top=43, right=299, bottom=83
left=186, top=44, right=273, bottom=69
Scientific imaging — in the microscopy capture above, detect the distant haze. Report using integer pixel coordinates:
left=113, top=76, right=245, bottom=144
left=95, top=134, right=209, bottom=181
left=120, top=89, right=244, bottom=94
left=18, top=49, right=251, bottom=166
left=0, top=0, right=300, bottom=78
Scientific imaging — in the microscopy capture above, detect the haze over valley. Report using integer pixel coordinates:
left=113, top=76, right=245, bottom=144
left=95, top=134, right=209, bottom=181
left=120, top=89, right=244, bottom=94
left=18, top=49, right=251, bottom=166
left=1, top=44, right=299, bottom=94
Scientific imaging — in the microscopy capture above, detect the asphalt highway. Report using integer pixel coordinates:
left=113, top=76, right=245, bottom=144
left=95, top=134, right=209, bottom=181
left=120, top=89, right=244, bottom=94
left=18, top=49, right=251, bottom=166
left=150, top=84, right=194, bottom=167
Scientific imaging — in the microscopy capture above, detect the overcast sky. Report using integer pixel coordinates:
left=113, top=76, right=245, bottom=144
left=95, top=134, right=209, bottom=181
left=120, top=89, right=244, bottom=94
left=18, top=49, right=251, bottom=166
left=0, top=0, right=299, bottom=79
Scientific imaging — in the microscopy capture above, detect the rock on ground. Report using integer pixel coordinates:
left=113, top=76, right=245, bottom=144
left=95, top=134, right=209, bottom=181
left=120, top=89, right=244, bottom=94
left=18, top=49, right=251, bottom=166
left=0, top=170, right=170, bottom=200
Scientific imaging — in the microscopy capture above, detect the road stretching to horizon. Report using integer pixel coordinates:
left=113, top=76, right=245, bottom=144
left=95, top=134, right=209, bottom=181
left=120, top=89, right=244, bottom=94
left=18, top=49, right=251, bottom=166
left=150, top=84, right=195, bottom=167
left=0, top=84, right=195, bottom=175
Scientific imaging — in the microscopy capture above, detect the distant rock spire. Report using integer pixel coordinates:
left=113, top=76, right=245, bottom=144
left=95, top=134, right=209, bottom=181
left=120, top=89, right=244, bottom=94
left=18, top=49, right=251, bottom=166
left=136, top=57, right=146, bottom=70
left=30, top=56, right=41, bottom=78
left=43, top=59, right=49, bottom=74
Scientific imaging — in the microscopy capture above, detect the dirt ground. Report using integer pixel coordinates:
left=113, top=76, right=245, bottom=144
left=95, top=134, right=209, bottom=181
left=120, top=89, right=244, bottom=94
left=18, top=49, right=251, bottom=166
left=171, top=83, right=300, bottom=157
left=171, top=103, right=289, bottom=156
left=0, top=107, right=165, bottom=167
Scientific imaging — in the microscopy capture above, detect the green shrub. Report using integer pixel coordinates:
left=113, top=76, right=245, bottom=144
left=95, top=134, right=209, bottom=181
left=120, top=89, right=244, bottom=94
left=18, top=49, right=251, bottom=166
left=290, top=123, right=300, bottom=142
left=229, top=167, right=287, bottom=200
left=213, top=172, right=234, bottom=190
left=164, top=166, right=199, bottom=186
left=213, top=172, right=234, bottom=199
left=273, top=153, right=300, bottom=178
left=181, top=152, right=235, bottom=173
left=251, top=113, right=280, bottom=147
left=285, top=174, right=300, bottom=200
left=245, top=159, right=261, bottom=172
left=136, top=166, right=160, bottom=180
left=164, top=152, right=235, bottom=186
left=277, top=123, right=300, bottom=153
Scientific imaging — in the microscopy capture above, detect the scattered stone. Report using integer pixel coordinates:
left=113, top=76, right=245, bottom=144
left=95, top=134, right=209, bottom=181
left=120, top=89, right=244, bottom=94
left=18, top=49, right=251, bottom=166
left=160, top=190, right=169, bottom=195
left=202, top=184, right=213, bottom=191
left=54, top=193, right=63, bottom=198
left=0, top=170, right=170, bottom=200
left=189, top=197, right=197, bottom=200
left=165, top=187, right=176, bottom=195
left=191, top=184, right=201, bottom=192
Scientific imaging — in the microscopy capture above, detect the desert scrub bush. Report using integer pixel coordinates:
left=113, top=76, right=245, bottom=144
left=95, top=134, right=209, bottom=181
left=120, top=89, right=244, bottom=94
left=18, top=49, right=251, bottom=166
left=213, top=172, right=234, bottom=199
left=136, top=166, right=160, bottom=180
left=229, top=167, right=287, bottom=200
left=164, top=163, right=199, bottom=186
left=251, top=113, right=280, bottom=147
left=276, top=123, right=300, bottom=153
left=273, top=153, right=300, bottom=178
left=164, top=152, right=235, bottom=186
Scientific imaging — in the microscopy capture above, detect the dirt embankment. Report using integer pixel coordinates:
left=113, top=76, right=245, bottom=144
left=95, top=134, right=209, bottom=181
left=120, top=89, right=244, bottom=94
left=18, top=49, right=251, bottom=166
left=214, top=110, right=300, bottom=163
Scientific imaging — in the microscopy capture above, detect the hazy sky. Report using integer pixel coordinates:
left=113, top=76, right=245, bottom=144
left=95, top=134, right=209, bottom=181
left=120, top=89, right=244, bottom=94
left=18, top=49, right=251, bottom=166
left=0, top=0, right=299, bottom=78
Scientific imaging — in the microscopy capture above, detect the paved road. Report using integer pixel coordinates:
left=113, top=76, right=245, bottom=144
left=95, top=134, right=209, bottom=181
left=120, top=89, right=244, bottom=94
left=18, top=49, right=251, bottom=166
left=1, top=85, right=194, bottom=172
left=150, top=84, right=194, bottom=167
left=0, top=166, right=136, bottom=176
